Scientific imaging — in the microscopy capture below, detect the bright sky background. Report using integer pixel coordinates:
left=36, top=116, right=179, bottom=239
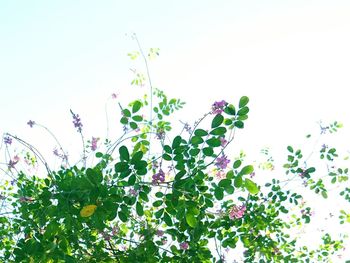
left=1, top=0, right=350, bottom=260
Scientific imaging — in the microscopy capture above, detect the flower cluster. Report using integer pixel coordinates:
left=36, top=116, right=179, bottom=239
left=152, top=169, right=165, bottom=184
left=4, top=136, right=12, bottom=145
left=229, top=205, right=246, bottom=220
left=179, top=242, right=189, bottom=250
left=70, top=110, right=83, bottom=133
left=91, top=137, right=99, bottom=151
left=212, top=100, right=227, bottom=115
left=215, top=155, right=230, bottom=170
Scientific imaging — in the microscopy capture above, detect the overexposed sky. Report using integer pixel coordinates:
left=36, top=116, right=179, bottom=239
left=1, top=1, right=349, bottom=152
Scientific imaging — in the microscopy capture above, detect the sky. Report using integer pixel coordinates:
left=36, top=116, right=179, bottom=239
left=1, top=0, right=350, bottom=260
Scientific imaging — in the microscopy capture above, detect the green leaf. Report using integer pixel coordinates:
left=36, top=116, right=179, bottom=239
left=212, top=114, right=224, bottom=128
left=210, top=127, right=227, bottom=136
left=226, top=170, right=234, bottom=179
left=214, top=187, right=224, bottom=200
left=136, top=202, right=144, bottom=216
left=206, top=138, right=221, bottom=147
left=122, top=109, right=131, bottom=117
left=239, top=96, right=249, bottom=108
left=185, top=211, right=198, bottom=228
left=237, top=106, right=249, bottom=116
left=233, top=160, right=242, bottom=169
left=164, top=145, right=172, bottom=154
left=287, top=146, right=294, bottom=153
left=240, top=165, right=254, bottom=176
left=119, top=146, right=130, bottom=161
left=218, top=179, right=231, bottom=188
left=189, top=148, right=200, bottom=156
left=132, top=101, right=142, bottom=113
left=234, top=120, right=244, bottom=129
left=115, top=162, right=129, bottom=173
left=162, top=153, right=172, bottom=161
left=120, top=116, right=128, bottom=125
left=245, top=178, right=259, bottom=195
left=202, top=147, right=214, bottom=156
left=234, top=175, right=243, bottom=188
left=128, top=174, right=136, bottom=186
left=191, top=136, right=204, bottom=145
left=172, top=136, right=182, bottom=149
left=321, top=191, right=328, bottom=199
left=132, top=115, right=143, bottom=122
left=130, top=122, right=138, bottom=130
left=118, top=211, right=128, bottom=222
left=163, top=212, right=173, bottom=226
left=224, top=105, right=236, bottom=115
left=194, top=129, right=208, bottom=137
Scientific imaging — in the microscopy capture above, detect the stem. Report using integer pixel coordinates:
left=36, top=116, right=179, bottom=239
left=132, top=33, right=154, bottom=157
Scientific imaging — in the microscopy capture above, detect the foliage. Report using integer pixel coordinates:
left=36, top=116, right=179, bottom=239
left=0, top=36, right=349, bottom=262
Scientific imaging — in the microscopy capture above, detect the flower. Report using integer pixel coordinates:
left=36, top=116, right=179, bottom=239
left=212, top=100, right=227, bottom=115
left=179, top=242, right=189, bottom=250
left=53, top=148, right=68, bottom=162
left=215, top=155, right=230, bottom=170
left=129, top=188, right=139, bottom=196
left=91, top=137, right=99, bottom=151
left=8, top=155, right=20, bottom=169
left=27, top=120, right=35, bottom=128
left=70, top=110, right=83, bottom=133
left=229, top=205, right=246, bottom=220
left=220, top=137, right=227, bottom=147
left=152, top=169, right=165, bottom=184
left=156, top=230, right=164, bottom=237
left=4, top=136, right=12, bottom=145
left=111, top=93, right=118, bottom=99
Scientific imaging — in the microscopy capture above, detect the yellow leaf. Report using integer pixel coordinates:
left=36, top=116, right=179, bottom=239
left=80, top=205, right=97, bottom=218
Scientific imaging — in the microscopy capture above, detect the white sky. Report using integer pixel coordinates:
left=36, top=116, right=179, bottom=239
left=1, top=0, right=350, bottom=260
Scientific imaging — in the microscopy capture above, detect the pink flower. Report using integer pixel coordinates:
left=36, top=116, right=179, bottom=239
left=212, top=100, right=227, bottom=115
left=91, top=137, right=99, bottom=151
left=220, top=137, right=227, bottom=147
left=179, top=242, right=189, bottom=250
left=229, top=205, right=246, bottom=220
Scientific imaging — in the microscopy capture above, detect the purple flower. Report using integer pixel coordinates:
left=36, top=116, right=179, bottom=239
left=155, top=129, right=165, bottom=140
left=112, top=226, right=120, bottom=236
left=4, top=136, right=12, bottom=145
left=229, top=205, right=246, bottom=220
left=220, top=137, right=227, bottom=147
left=212, top=100, right=227, bottom=115
left=70, top=110, right=83, bottom=133
left=152, top=169, right=165, bottom=184
left=156, top=230, right=164, bottom=237
left=91, top=137, right=99, bottom=151
left=111, top=93, right=118, bottom=99
left=27, top=120, right=35, bottom=128
left=8, top=155, right=20, bottom=169
left=215, top=155, right=230, bottom=170
left=179, top=242, right=189, bottom=250
left=129, top=188, right=139, bottom=197
left=53, top=148, right=68, bottom=162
